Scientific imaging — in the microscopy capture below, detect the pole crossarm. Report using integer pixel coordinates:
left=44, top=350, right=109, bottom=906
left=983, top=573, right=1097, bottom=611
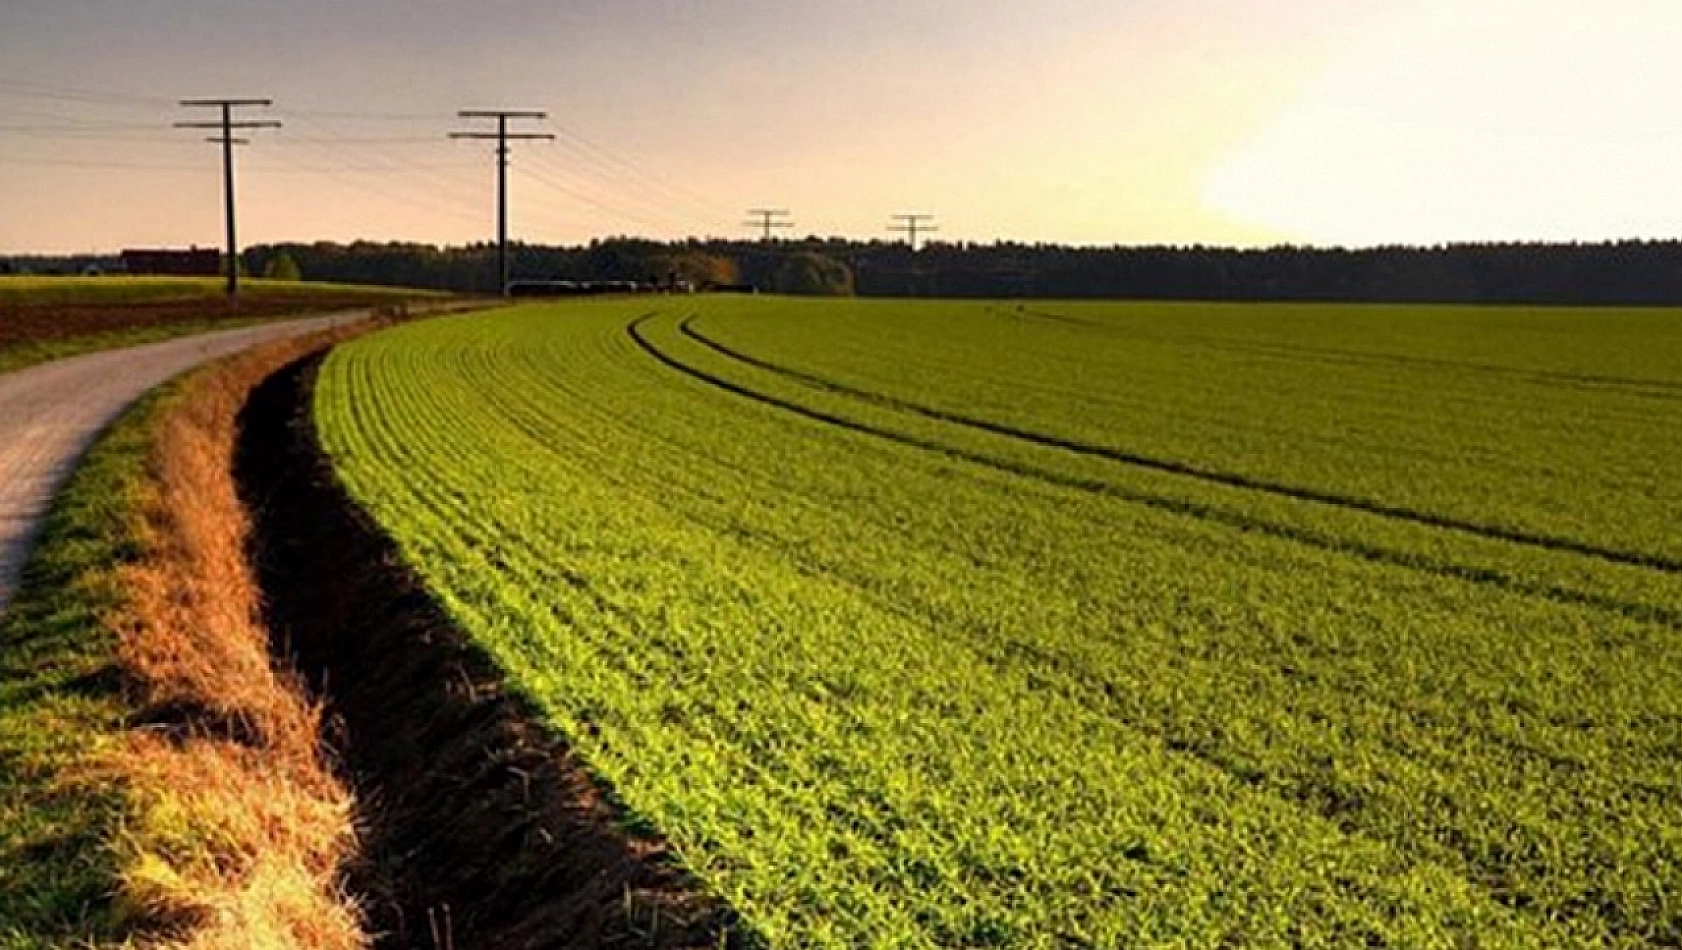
left=458, top=109, right=548, bottom=120
left=889, top=213, right=940, bottom=251
left=180, top=98, right=273, bottom=107
left=174, top=121, right=282, bottom=129
left=746, top=208, right=794, bottom=241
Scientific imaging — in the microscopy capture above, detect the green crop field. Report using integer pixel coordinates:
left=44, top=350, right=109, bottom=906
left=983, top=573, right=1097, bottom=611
left=315, top=297, right=1682, bottom=947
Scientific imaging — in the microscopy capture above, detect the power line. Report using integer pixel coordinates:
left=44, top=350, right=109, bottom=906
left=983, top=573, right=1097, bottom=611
left=258, top=146, right=486, bottom=227
left=514, top=160, right=666, bottom=231
left=889, top=213, right=939, bottom=251
left=546, top=121, right=736, bottom=223
left=0, top=155, right=206, bottom=172
left=0, top=77, right=175, bottom=108
left=281, top=108, right=439, bottom=122
left=277, top=135, right=444, bottom=145
left=0, top=120, right=162, bottom=132
left=451, top=109, right=555, bottom=296
left=0, top=104, right=152, bottom=122
left=0, top=129, right=184, bottom=144
left=518, top=148, right=711, bottom=233
left=746, top=208, right=794, bottom=241
left=263, top=116, right=485, bottom=216
left=250, top=159, right=480, bottom=175
left=282, top=115, right=484, bottom=208
left=175, top=98, right=281, bottom=298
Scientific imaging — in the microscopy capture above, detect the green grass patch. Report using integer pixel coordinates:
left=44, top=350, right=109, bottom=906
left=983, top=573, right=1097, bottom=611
left=316, top=298, right=1682, bottom=947
left=0, top=387, right=174, bottom=948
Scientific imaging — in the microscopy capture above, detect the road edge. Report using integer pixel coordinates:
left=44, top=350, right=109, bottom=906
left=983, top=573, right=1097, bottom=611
left=0, top=324, right=377, bottom=949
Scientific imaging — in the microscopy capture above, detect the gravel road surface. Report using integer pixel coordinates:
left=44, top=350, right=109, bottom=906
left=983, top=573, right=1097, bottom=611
left=0, top=312, right=367, bottom=611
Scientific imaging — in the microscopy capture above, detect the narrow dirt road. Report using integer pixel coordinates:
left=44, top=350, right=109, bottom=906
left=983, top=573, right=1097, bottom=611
left=0, top=312, right=366, bottom=610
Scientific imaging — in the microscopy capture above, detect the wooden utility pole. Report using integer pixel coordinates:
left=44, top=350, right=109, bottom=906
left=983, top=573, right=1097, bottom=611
left=744, top=208, right=793, bottom=242
left=889, top=213, right=938, bottom=252
left=451, top=110, right=555, bottom=296
left=176, top=99, right=281, bottom=298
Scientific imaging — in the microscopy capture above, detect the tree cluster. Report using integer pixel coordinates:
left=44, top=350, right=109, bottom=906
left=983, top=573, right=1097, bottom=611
left=10, top=238, right=1682, bottom=305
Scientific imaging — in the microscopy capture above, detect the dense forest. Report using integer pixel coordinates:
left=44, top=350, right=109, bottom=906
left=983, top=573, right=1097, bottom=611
left=9, top=238, right=1682, bottom=304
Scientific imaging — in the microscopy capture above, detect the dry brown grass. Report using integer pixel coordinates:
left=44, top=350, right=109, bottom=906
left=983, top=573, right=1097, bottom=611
left=100, top=326, right=375, bottom=950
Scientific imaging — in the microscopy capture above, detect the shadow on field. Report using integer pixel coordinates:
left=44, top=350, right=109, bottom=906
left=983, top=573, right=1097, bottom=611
left=234, top=355, right=748, bottom=950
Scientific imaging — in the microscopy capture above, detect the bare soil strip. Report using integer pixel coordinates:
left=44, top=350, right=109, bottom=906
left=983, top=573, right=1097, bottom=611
left=0, top=293, right=414, bottom=354
left=234, top=354, right=746, bottom=949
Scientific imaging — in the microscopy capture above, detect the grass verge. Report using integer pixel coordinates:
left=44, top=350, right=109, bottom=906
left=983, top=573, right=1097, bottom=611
left=0, top=326, right=374, bottom=949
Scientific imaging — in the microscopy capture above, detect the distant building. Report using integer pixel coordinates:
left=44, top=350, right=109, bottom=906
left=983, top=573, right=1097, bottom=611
left=120, top=247, right=220, bottom=277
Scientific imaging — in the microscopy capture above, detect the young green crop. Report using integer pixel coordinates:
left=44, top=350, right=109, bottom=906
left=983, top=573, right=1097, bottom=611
left=316, top=297, right=1682, bottom=948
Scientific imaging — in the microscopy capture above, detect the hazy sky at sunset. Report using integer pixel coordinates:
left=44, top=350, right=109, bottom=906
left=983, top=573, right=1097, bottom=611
left=2, top=0, right=1679, bottom=252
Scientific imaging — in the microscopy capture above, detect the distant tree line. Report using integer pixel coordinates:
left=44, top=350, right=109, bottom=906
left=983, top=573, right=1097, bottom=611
left=11, top=239, right=1682, bottom=304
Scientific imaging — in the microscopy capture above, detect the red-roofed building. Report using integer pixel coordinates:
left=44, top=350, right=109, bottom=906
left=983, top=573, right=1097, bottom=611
left=120, top=247, right=221, bottom=277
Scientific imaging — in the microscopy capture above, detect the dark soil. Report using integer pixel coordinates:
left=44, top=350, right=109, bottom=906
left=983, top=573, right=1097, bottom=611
left=0, top=293, right=407, bottom=352
left=234, top=355, right=749, bottom=949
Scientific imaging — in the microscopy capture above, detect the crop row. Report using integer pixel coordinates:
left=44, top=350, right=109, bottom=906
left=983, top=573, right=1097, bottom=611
left=315, top=299, right=1682, bottom=947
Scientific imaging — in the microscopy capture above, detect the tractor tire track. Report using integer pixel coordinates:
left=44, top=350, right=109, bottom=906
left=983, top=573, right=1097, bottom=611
left=626, top=315, right=1682, bottom=630
left=678, top=317, right=1681, bottom=575
left=1007, top=305, right=1682, bottom=399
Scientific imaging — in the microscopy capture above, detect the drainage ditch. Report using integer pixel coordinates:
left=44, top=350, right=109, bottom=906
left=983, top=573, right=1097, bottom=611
left=234, top=354, right=746, bottom=949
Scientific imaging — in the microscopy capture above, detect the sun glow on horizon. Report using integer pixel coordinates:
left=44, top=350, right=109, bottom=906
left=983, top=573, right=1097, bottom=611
left=4, top=0, right=1682, bottom=251
left=1203, top=0, right=1682, bottom=246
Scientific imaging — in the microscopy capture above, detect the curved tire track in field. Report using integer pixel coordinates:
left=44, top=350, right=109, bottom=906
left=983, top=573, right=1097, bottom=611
left=1006, top=306, right=1682, bottom=399
left=629, top=313, right=1681, bottom=938
left=677, top=317, right=1681, bottom=575
left=625, top=315, right=1682, bottom=630
left=1218, top=340, right=1682, bottom=401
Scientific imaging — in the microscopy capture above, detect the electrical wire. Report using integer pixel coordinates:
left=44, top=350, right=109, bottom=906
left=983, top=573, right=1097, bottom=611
left=279, top=136, right=446, bottom=145
left=546, top=119, right=735, bottom=221
left=0, top=155, right=207, bottom=172
left=517, top=148, right=710, bottom=232
left=0, top=128, right=182, bottom=143
left=513, top=162, right=665, bottom=231
left=260, top=144, right=486, bottom=228
left=285, top=115, right=485, bottom=207
left=0, top=77, right=175, bottom=108
left=281, top=108, right=440, bottom=123
left=0, top=83, right=731, bottom=240
left=247, top=161, right=480, bottom=174
left=0, top=118, right=161, bottom=131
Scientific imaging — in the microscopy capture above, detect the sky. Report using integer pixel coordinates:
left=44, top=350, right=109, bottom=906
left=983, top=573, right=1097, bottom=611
left=1, top=0, right=1680, bottom=253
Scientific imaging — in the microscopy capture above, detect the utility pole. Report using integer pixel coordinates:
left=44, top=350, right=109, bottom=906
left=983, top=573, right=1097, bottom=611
left=889, top=213, right=939, bottom=252
left=451, top=110, right=555, bottom=296
left=176, top=99, right=280, bottom=299
left=744, top=208, right=794, bottom=242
